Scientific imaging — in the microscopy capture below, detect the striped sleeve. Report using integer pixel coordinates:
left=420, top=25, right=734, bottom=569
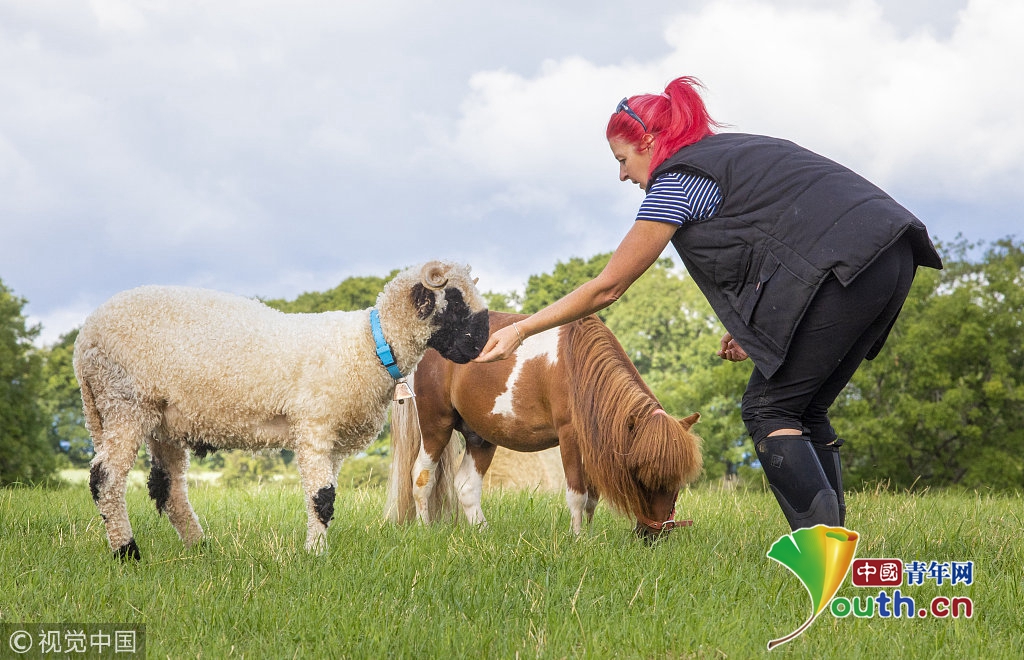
left=635, top=171, right=721, bottom=226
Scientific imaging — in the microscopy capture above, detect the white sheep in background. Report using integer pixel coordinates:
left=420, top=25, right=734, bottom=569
left=73, top=261, right=488, bottom=559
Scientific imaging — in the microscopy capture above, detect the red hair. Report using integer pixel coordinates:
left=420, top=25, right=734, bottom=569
left=605, top=76, right=722, bottom=176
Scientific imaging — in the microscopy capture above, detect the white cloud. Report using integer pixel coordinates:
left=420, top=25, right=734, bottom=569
left=90, top=0, right=148, bottom=32
left=3, top=0, right=1019, bottom=346
left=432, top=0, right=1024, bottom=205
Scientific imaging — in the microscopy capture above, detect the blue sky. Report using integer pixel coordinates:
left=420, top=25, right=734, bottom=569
left=2, top=0, right=1019, bottom=345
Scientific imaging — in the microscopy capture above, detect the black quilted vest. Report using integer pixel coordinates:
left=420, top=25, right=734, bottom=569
left=649, top=133, right=942, bottom=378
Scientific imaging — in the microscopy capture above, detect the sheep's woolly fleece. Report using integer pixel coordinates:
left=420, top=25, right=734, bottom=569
left=74, top=260, right=488, bottom=558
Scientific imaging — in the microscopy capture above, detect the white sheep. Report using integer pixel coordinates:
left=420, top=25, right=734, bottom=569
left=73, top=261, right=488, bottom=559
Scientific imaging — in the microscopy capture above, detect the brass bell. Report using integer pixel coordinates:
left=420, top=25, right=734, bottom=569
left=393, top=379, right=415, bottom=403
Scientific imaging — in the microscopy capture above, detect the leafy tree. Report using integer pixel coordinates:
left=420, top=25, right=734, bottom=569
left=336, top=436, right=391, bottom=488
left=832, top=237, right=1024, bottom=490
left=521, top=253, right=612, bottom=315
left=38, top=329, right=93, bottom=467
left=482, top=290, right=521, bottom=313
left=263, top=273, right=394, bottom=313
left=219, top=450, right=293, bottom=487
left=0, top=280, right=55, bottom=485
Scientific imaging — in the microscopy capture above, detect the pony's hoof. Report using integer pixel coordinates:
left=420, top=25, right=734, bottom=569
left=115, top=538, right=141, bottom=561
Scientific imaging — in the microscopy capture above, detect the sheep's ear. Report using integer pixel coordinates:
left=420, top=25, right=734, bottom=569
left=411, top=283, right=436, bottom=320
left=420, top=261, right=448, bottom=291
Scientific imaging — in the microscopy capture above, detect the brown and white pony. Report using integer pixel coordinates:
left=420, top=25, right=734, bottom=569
left=384, top=311, right=703, bottom=540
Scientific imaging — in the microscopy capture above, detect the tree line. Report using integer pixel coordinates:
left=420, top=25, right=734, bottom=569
left=2, top=236, right=1021, bottom=491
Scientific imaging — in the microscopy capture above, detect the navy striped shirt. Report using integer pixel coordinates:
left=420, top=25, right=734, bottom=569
left=636, top=171, right=721, bottom=226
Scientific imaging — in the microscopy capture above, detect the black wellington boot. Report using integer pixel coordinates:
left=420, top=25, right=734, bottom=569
left=755, top=435, right=841, bottom=531
left=812, top=438, right=846, bottom=527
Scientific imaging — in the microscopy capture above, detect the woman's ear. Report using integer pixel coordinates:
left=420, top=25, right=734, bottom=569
left=640, top=133, right=655, bottom=152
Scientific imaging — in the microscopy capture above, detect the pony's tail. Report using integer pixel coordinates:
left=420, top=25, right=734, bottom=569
left=427, top=432, right=460, bottom=524
left=383, top=371, right=459, bottom=524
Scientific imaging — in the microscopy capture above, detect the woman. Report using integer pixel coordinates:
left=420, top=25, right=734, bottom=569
left=473, top=76, right=943, bottom=531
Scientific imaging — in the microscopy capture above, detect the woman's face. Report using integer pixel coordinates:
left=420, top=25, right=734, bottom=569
left=609, top=137, right=653, bottom=189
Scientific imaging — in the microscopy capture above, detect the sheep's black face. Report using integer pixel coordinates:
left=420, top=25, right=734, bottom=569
left=427, top=288, right=489, bottom=363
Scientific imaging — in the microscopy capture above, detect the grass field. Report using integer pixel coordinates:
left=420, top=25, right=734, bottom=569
left=1, top=477, right=1021, bottom=659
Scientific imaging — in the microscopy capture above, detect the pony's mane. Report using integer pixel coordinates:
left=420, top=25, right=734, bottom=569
left=563, top=316, right=701, bottom=519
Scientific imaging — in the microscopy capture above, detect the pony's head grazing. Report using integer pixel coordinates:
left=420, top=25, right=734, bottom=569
left=625, top=408, right=702, bottom=542
left=565, top=316, right=703, bottom=541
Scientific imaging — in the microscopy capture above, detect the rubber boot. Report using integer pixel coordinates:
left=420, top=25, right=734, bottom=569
left=812, top=438, right=846, bottom=527
left=755, top=435, right=841, bottom=531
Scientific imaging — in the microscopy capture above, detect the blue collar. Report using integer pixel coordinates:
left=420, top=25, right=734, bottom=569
left=369, top=309, right=403, bottom=380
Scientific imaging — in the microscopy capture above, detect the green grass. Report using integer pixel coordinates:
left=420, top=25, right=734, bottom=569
left=1, top=480, right=1021, bottom=658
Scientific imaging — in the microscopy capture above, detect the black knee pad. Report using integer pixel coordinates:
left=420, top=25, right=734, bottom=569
left=756, top=435, right=840, bottom=530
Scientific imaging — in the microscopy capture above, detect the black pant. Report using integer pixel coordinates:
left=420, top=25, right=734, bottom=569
left=742, top=236, right=917, bottom=444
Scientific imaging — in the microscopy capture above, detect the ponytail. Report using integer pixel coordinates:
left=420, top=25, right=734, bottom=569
left=605, top=76, right=721, bottom=175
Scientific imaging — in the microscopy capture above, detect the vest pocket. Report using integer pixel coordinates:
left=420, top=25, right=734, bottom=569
left=739, top=251, right=779, bottom=324
left=740, top=250, right=816, bottom=352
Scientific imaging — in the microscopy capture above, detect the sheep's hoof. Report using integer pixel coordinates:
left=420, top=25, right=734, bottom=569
left=183, top=538, right=211, bottom=553
left=180, top=526, right=205, bottom=547
left=115, top=538, right=141, bottom=561
left=305, top=535, right=328, bottom=556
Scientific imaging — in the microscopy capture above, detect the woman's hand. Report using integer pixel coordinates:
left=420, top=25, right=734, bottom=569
left=473, top=324, right=523, bottom=363
left=717, top=332, right=749, bottom=362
